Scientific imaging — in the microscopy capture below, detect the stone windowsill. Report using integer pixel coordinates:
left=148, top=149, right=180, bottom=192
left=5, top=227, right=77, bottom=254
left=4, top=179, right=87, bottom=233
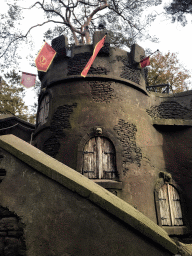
left=91, top=179, right=122, bottom=190
left=163, top=226, right=189, bottom=236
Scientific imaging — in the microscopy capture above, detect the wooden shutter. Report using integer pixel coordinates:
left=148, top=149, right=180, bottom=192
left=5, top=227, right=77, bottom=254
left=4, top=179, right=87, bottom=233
left=44, top=95, right=49, bottom=121
left=158, top=184, right=171, bottom=226
left=102, top=138, right=116, bottom=179
left=83, top=137, right=97, bottom=179
left=82, top=137, right=116, bottom=179
left=38, top=95, right=50, bottom=126
left=168, top=184, right=183, bottom=226
left=158, top=184, right=183, bottom=226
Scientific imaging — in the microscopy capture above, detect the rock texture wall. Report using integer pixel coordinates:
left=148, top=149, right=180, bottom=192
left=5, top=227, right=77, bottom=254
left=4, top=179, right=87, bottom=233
left=0, top=116, right=34, bottom=143
left=147, top=101, right=192, bottom=119
left=0, top=206, right=26, bottom=256
left=114, top=119, right=142, bottom=170
left=0, top=136, right=178, bottom=256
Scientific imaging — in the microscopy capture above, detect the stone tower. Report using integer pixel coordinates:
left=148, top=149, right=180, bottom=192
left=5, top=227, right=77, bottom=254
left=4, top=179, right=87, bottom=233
left=32, top=31, right=192, bottom=235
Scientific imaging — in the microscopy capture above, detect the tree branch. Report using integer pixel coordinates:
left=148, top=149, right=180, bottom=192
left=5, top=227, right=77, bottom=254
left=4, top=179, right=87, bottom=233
left=24, top=1, right=67, bottom=23
left=0, top=20, right=65, bottom=58
left=81, top=0, right=108, bottom=43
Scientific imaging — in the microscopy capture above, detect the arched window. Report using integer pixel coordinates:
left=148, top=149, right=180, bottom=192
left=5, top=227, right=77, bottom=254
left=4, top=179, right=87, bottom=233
left=37, top=94, right=50, bottom=126
left=158, top=184, right=183, bottom=226
left=82, top=137, right=117, bottom=179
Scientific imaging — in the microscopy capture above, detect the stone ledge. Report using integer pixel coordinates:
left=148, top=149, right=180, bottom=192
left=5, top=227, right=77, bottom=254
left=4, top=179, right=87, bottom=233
left=92, top=179, right=122, bottom=189
left=178, top=242, right=192, bottom=256
left=46, top=75, right=149, bottom=96
left=163, top=226, right=189, bottom=236
left=0, top=134, right=179, bottom=255
left=153, top=119, right=192, bottom=126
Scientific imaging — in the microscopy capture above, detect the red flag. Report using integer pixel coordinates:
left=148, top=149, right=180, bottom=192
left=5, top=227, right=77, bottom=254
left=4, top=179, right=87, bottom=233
left=21, top=72, right=36, bottom=88
left=81, top=35, right=106, bottom=77
left=139, top=56, right=150, bottom=68
left=35, top=42, right=56, bottom=72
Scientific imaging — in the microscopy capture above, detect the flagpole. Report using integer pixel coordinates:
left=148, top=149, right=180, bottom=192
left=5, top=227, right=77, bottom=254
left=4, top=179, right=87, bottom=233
left=19, top=71, right=37, bottom=76
left=148, top=49, right=159, bottom=58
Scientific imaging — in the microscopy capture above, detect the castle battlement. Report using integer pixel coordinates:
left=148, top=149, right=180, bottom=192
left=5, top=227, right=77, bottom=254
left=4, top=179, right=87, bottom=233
left=38, top=32, right=147, bottom=94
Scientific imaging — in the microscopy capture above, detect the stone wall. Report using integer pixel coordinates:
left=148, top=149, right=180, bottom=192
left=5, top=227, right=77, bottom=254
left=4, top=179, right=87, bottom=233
left=89, top=81, right=115, bottom=102
left=67, top=52, right=109, bottom=76
left=114, top=119, right=142, bottom=171
left=0, top=116, right=34, bottom=143
left=0, top=206, right=26, bottom=256
left=0, top=136, right=178, bottom=255
left=147, top=101, right=192, bottom=119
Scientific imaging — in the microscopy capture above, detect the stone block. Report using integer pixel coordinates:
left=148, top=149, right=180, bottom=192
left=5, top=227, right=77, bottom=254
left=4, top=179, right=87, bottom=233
left=93, top=30, right=110, bottom=56
left=0, top=231, right=7, bottom=236
left=0, top=217, right=19, bottom=231
left=0, top=206, right=12, bottom=217
left=0, top=237, right=4, bottom=254
left=130, top=44, right=145, bottom=64
left=51, top=35, right=68, bottom=57
left=4, top=237, right=19, bottom=256
left=8, top=231, right=23, bottom=237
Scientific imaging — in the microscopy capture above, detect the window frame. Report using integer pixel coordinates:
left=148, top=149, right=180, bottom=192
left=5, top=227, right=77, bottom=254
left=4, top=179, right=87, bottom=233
left=154, top=173, right=189, bottom=235
left=158, top=183, right=183, bottom=226
left=82, top=136, right=117, bottom=180
left=37, top=94, right=50, bottom=127
left=77, top=128, right=123, bottom=190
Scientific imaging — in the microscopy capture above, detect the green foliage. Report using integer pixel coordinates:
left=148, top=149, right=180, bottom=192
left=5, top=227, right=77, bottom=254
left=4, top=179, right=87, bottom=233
left=0, top=70, right=36, bottom=123
left=147, top=51, right=191, bottom=93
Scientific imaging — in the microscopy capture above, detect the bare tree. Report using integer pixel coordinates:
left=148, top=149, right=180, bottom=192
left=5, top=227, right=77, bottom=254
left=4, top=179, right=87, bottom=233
left=165, top=0, right=192, bottom=26
left=0, top=0, right=162, bottom=68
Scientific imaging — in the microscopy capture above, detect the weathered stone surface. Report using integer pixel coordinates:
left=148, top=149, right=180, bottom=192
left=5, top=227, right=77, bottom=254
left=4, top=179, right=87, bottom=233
left=93, top=30, right=110, bottom=56
left=51, top=35, right=68, bottom=54
left=0, top=136, right=179, bottom=255
left=114, top=119, right=142, bottom=169
left=7, top=231, right=23, bottom=237
left=89, top=80, right=115, bottom=102
left=0, top=206, right=26, bottom=255
left=130, top=43, right=145, bottom=64
left=4, top=237, right=19, bottom=256
left=67, top=52, right=110, bottom=76
left=50, top=104, right=77, bottom=133
left=0, top=207, right=13, bottom=217
left=0, top=218, right=19, bottom=231
left=0, top=237, right=4, bottom=254
left=0, top=115, right=34, bottom=143
left=43, top=136, right=60, bottom=158
left=116, top=55, right=141, bottom=84
left=146, top=101, right=192, bottom=119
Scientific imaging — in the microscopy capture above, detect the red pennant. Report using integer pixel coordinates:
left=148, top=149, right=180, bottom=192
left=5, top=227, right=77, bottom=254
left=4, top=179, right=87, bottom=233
left=35, top=42, right=56, bottom=72
left=21, top=72, right=36, bottom=88
left=139, top=56, right=150, bottom=68
left=81, top=35, right=106, bottom=77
